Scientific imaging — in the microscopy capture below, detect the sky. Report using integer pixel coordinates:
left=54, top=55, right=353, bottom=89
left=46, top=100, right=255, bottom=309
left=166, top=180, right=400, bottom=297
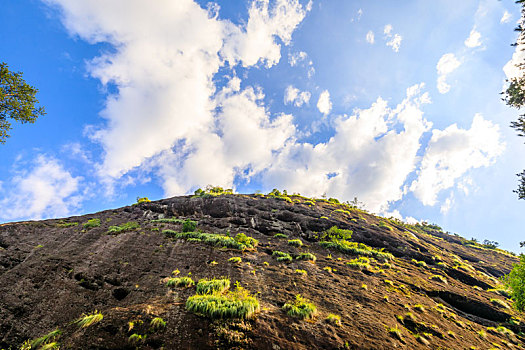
left=1, top=0, right=524, bottom=252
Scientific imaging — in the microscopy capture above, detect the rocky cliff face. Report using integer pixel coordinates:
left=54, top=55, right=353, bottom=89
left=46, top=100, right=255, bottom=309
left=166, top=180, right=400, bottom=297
left=0, top=194, right=522, bottom=349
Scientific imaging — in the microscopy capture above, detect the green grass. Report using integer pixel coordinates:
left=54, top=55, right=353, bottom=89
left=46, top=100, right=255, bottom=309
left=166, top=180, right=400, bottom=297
left=295, top=269, right=307, bottom=276
left=413, top=304, right=426, bottom=312
left=228, top=257, right=242, bottom=264
left=429, top=274, right=447, bottom=283
left=378, top=221, right=393, bottom=231
left=167, top=231, right=258, bottom=250
left=411, top=259, right=428, bottom=268
left=296, top=252, right=316, bottom=262
left=166, top=276, right=194, bottom=288
left=326, top=313, right=342, bottom=326
left=107, top=221, right=140, bottom=234
left=346, top=256, right=370, bottom=270
left=320, top=239, right=393, bottom=261
left=288, top=239, right=303, bottom=247
left=75, top=311, right=103, bottom=328
left=56, top=221, right=78, bottom=228
left=321, top=226, right=353, bottom=241
left=273, top=233, right=288, bottom=239
left=387, top=325, right=403, bottom=341
left=186, top=284, right=260, bottom=319
left=196, top=278, right=231, bottom=295
left=83, top=218, right=101, bottom=229
left=150, top=217, right=184, bottom=223
left=26, top=329, right=61, bottom=349
left=282, top=294, right=317, bottom=320
left=272, top=250, right=293, bottom=262
left=128, top=333, right=146, bottom=344
left=150, top=317, right=166, bottom=330
left=490, top=298, right=511, bottom=309
left=182, top=219, right=197, bottom=232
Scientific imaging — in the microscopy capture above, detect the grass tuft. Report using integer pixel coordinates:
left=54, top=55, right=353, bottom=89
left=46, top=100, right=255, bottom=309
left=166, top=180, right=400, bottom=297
left=186, top=283, right=260, bottom=319
left=272, top=250, right=293, bottom=262
left=166, top=276, right=194, bottom=288
left=75, top=311, right=103, bottom=328
left=150, top=317, right=166, bottom=330
left=228, top=257, right=242, bottom=264
left=107, top=221, right=140, bottom=234
left=326, top=313, right=342, bottom=326
left=28, top=329, right=61, bottom=349
left=273, top=233, right=288, bottom=239
left=296, top=252, right=316, bottom=262
left=83, top=218, right=101, bottom=229
left=196, top=278, right=231, bottom=295
left=288, top=239, right=303, bottom=247
left=282, top=294, right=317, bottom=320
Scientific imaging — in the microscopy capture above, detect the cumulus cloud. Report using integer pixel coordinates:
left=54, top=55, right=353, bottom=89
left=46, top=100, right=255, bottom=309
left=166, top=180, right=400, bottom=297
left=436, top=53, right=461, bottom=94
left=501, top=10, right=512, bottom=24
left=410, top=114, right=505, bottom=206
left=317, top=90, right=332, bottom=115
left=383, top=24, right=402, bottom=52
left=464, top=28, right=482, bottom=48
left=284, top=85, right=311, bottom=107
left=366, top=30, right=374, bottom=44
left=0, top=155, right=84, bottom=221
left=44, top=0, right=310, bottom=184
left=262, top=84, right=432, bottom=213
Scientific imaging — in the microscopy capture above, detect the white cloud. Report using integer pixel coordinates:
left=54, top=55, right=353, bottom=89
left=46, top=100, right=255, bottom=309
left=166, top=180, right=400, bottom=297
left=44, top=0, right=310, bottom=184
left=383, top=24, right=402, bottom=52
left=288, top=51, right=307, bottom=66
left=464, top=28, right=482, bottom=48
left=222, top=0, right=310, bottom=68
left=366, top=30, right=374, bottom=44
left=440, top=193, right=454, bottom=214
left=384, top=24, right=393, bottom=36
left=410, top=114, right=505, bottom=206
left=317, top=90, right=332, bottom=115
left=262, top=84, right=432, bottom=213
left=436, top=53, right=461, bottom=94
left=501, top=10, right=512, bottom=24
left=284, top=85, right=311, bottom=107
left=0, top=155, right=84, bottom=221
left=504, top=43, right=525, bottom=81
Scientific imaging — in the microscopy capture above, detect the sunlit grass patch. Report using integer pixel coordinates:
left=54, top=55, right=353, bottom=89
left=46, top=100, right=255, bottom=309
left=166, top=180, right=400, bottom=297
left=326, top=313, right=342, bottom=326
left=166, top=276, right=194, bottom=288
left=150, top=317, right=166, bottom=330
left=490, top=298, right=511, bottom=309
left=228, top=257, right=242, bottom=264
left=273, top=233, right=288, bottom=239
left=186, top=283, right=260, bottom=319
left=282, top=294, right=317, bottom=320
left=288, top=239, right=303, bottom=247
left=75, top=311, right=103, bottom=328
left=272, top=250, right=293, bottom=262
left=167, top=231, right=258, bottom=250
left=196, top=278, right=231, bottom=295
left=320, top=239, right=393, bottom=261
left=83, top=218, right=101, bottom=229
left=296, top=252, right=316, bottom=262
left=24, top=329, right=61, bottom=350
left=107, top=221, right=140, bottom=234
left=428, top=274, right=447, bottom=284
left=151, top=217, right=184, bottom=224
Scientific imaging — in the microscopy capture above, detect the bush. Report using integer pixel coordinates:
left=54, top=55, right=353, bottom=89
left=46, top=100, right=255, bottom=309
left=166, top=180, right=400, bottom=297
left=234, top=233, right=258, bottom=248
left=186, top=283, right=259, bottom=319
left=166, top=276, right=194, bottom=288
left=182, top=219, right=197, bottom=232
left=83, top=218, right=101, bottom=229
left=288, top=239, right=303, bottom=247
left=283, top=294, right=317, bottom=320
left=196, top=278, right=231, bottom=295
left=504, top=254, right=525, bottom=311
left=107, top=222, right=140, bottom=234
left=136, top=197, right=151, bottom=204
left=296, top=252, right=316, bottom=262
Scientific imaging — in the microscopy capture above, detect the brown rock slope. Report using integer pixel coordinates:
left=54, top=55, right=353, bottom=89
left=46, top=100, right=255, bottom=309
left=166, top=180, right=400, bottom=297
left=0, top=194, right=523, bottom=349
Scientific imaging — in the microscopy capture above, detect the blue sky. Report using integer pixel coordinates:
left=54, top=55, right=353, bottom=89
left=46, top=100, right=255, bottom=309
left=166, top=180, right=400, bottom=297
left=1, top=0, right=525, bottom=252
